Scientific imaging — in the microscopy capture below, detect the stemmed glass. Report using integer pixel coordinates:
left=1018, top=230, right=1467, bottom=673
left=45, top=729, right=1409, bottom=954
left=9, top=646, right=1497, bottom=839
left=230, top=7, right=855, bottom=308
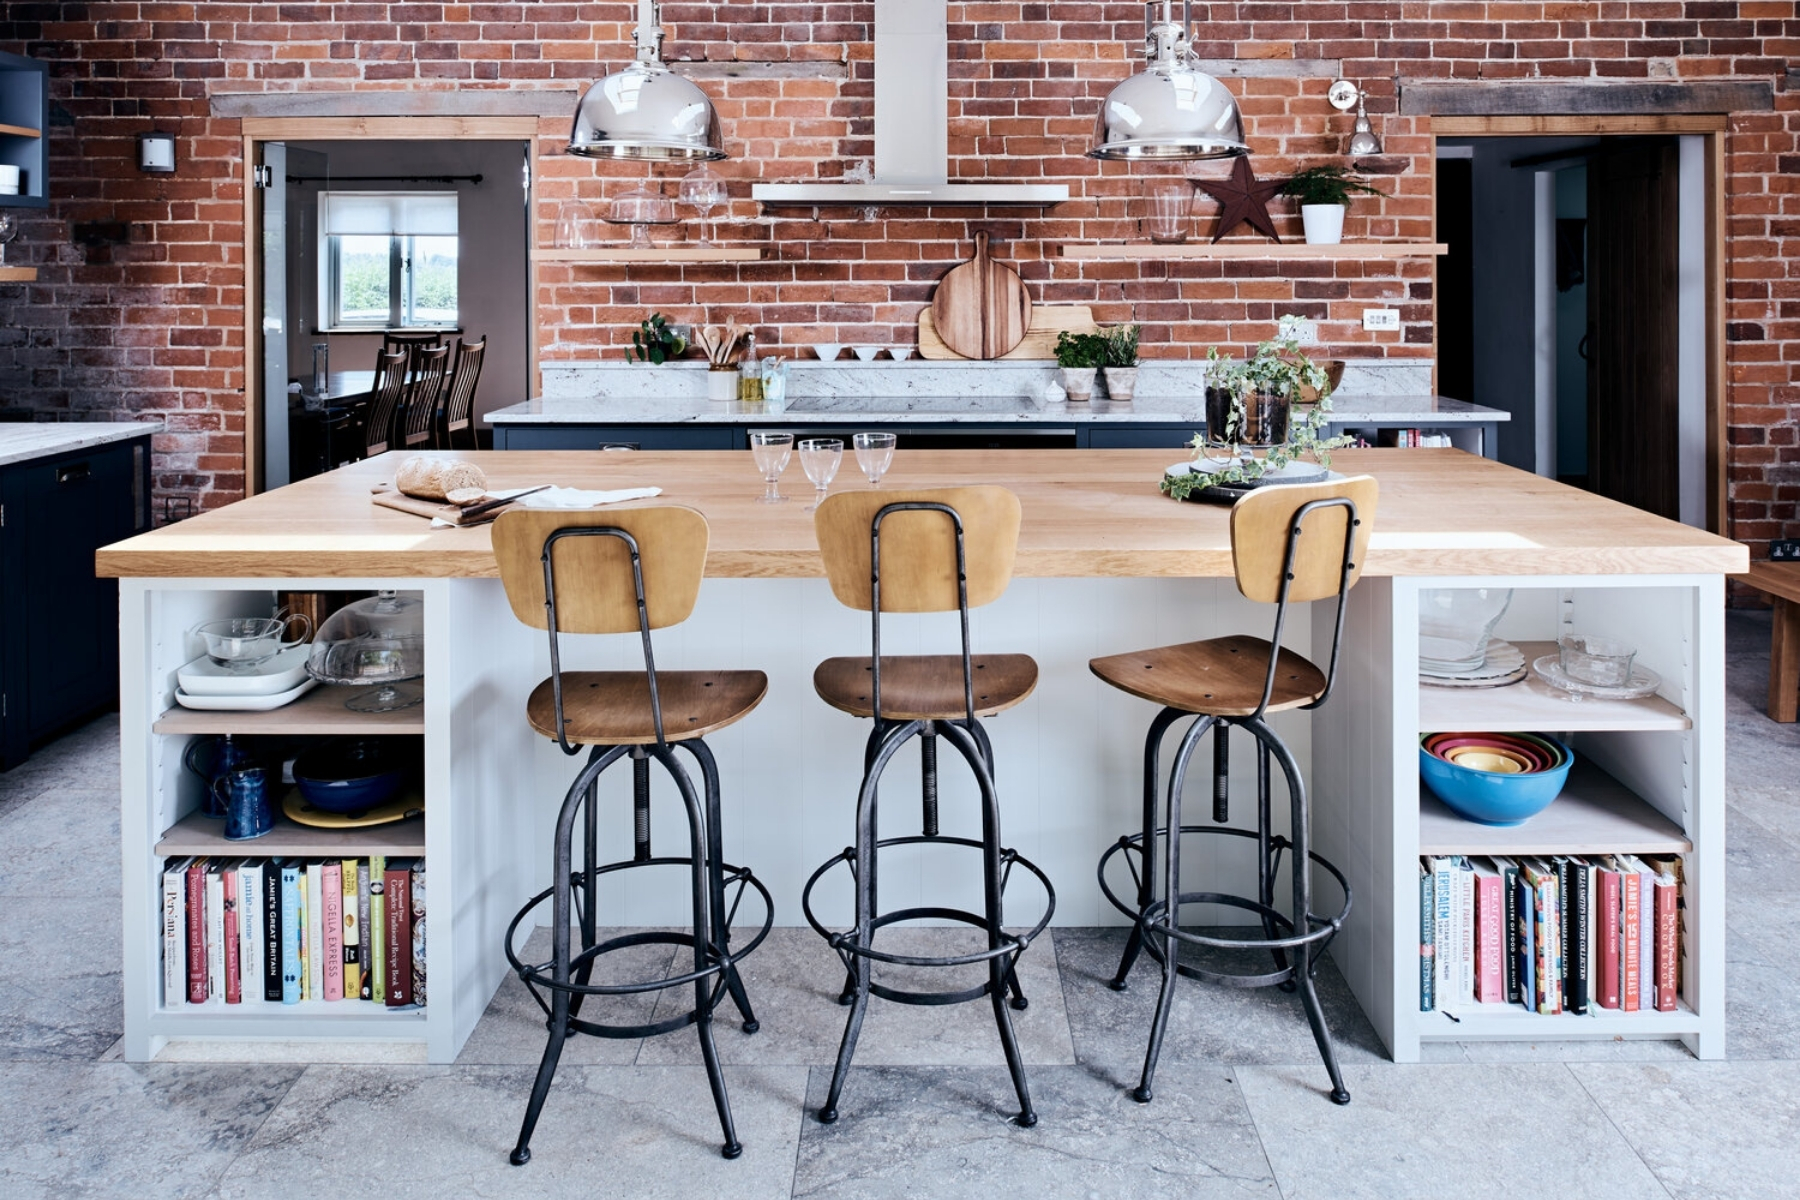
left=0, top=212, right=16, bottom=265
left=750, top=431, right=794, bottom=503
left=853, top=432, right=896, bottom=486
left=680, top=165, right=728, bottom=248
left=799, top=438, right=843, bottom=511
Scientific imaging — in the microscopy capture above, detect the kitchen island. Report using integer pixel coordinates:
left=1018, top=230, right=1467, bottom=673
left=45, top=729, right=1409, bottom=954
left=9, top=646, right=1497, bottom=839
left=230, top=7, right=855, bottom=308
left=97, top=448, right=1742, bottom=1065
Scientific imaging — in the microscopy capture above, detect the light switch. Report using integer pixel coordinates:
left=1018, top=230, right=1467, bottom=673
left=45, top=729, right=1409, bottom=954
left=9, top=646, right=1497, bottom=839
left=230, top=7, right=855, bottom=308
left=1362, top=309, right=1400, bottom=332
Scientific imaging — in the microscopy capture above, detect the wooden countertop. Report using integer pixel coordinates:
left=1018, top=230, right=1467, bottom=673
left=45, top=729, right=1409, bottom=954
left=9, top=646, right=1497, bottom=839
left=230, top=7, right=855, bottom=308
left=95, top=449, right=1749, bottom=580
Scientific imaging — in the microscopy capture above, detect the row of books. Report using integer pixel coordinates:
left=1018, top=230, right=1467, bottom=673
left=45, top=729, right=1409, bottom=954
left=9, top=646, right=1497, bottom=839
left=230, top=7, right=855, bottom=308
left=1419, top=853, right=1684, bottom=1015
left=160, top=856, right=425, bottom=1008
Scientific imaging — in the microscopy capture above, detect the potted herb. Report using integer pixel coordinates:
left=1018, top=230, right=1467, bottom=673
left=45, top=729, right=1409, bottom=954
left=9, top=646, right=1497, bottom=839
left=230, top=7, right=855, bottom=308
left=1101, top=324, right=1141, bottom=402
left=1279, top=166, right=1384, bottom=246
left=627, top=312, right=688, bottom=365
left=1054, top=330, right=1107, bottom=402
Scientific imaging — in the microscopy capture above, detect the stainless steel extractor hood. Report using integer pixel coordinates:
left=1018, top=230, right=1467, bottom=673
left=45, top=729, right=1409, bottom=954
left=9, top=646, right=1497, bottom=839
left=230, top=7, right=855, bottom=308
left=751, top=0, right=1069, bottom=206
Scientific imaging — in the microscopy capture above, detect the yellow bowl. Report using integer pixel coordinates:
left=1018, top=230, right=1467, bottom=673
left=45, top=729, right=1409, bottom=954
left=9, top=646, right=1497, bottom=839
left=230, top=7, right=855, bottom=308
left=1448, top=749, right=1523, bottom=774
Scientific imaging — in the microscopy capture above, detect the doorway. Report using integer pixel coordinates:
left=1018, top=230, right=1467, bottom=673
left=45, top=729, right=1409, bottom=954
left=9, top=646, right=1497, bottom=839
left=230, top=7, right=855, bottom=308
left=1434, top=123, right=1724, bottom=531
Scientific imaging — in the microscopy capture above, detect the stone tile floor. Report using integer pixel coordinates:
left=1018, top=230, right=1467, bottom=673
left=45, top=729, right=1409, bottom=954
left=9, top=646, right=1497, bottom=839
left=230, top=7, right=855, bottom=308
left=1, top=612, right=1796, bottom=1198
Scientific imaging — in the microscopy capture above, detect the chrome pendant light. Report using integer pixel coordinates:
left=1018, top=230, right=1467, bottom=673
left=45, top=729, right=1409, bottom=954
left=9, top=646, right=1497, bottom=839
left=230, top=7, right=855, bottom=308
left=568, top=0, right=726, bottom=161
left=1089, top=0, right=1247, bottom=161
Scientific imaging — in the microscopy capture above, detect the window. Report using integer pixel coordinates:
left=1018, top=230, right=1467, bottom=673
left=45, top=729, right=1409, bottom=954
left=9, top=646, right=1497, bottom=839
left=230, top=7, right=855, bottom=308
left=319, top=191, right=459, bottom=329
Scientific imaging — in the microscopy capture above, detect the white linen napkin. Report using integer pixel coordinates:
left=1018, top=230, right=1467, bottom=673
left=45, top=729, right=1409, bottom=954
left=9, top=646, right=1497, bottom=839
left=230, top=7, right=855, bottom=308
left=428, top=485, right=664, bottom=526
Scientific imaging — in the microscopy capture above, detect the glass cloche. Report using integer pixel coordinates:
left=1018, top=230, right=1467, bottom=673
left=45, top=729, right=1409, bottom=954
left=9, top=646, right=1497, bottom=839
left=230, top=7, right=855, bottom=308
left=305, top=590, right=424, bottom=712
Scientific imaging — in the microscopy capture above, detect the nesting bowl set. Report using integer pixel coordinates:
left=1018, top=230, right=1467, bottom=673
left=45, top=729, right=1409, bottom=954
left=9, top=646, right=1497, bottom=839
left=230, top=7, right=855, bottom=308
left=1418, top=731, right=1573, bottom=826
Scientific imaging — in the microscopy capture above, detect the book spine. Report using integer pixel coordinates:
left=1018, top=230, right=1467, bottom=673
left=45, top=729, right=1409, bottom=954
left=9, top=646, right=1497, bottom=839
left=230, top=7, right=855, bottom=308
left=238, top=863, right=260, bottom=1004
left=1432, top=861, right=1455, bottom=1005
left=186, top=860, right=208, bottom=1004
left=222, top=866, right=241, bottom=1005
left=279, top=862, right=301, bottom=1005
left=263, top=860, right=283, bottom=1002
left=161, top=860, right=186, bottom=1008
left=1517, top=872, right=1535, bottom=1011
left=1458, top=863, right=1475, bottom=1005
left=205, top=865, right=225, bottom=1005
left=340, top=858, right=361, bottom=1001
left=1532, top=871, right=1559, bottom=1015
left=1598, top=869, right=1621, bottom=1009
left=1568, top=861, right=1590, bottom=1015
left=1502, top=862, right=1521, bottom=1005
left=321, top=861, right=344, bottom=1002
left=410, top=861, right=426, bottom=1007
left=356, top=861, right=373, bottom=1002
left=1419, top=865, right=1435, bottom=1012
left=385, top=863, right=412, bottom=1007
left=369, top=855, right=387, bottom=1005
left=1622, top=869, right=1642, bottom=1012
left=1475, top=870, right=1503, bottom=1003
left=306, top=862, right=324, bottom=1003
left=1655, top=876, right=1679, bottom=1012
left=1637, top=867, right=1655, bottom=1011
left=1547, top=870, right=1563, bottom=1014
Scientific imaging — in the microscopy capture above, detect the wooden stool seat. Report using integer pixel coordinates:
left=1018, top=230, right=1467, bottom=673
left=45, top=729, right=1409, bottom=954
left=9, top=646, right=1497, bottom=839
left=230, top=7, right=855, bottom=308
left=526, top=670, right=768, bottom=746
left=1089, top=634, right=1326, bottom=717
left=813, top=654, right=1037, bottom=720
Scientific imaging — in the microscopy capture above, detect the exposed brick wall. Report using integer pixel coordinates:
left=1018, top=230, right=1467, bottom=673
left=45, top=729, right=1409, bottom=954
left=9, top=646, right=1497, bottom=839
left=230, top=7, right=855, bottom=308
left=0, top=3, right=1793, bottom=552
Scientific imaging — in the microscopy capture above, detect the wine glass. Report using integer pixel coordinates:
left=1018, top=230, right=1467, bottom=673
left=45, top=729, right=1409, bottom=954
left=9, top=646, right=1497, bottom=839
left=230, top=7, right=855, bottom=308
left=680, top=164, right=727, bottom=248
left=799, top=438, right=843, bottom=511
left=0, top=212, right=16, bottom=265
left=853, top=432, right=896, bottom=487
left=750, top=431, right=794, bottom=503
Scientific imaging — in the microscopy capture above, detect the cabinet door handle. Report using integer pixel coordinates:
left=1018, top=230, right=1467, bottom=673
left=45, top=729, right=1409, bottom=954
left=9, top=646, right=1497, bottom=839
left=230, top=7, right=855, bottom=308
left=56, top=462, right=91, bottom=484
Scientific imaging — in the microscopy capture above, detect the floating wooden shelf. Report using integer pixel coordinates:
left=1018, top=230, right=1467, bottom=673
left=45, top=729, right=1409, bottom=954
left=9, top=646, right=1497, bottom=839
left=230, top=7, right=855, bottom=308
left=1418, top=759, right=1690, bottom=857
left=535, top=247, right=765, bottom=264
left=0, top=266, right=37, bottom=282
left=1418, top=642, right=1690, bottom=733
left=155, top=795, right=426, bottom=858
left=1060, top=242, right=1449, bottom=260
left=152, top=685, right=425, bottom=736
left=0, top=122, right=39, bottom=138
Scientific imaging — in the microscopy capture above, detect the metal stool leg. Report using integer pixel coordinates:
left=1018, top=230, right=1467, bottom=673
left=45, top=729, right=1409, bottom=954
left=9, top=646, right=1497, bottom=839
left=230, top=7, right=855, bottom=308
left=1111, top=706, right=1184, bottom=990
left=839, top=724, right=892, bottom=1007
left=682, top=739, right=759, bottom=1034
left=1254, top=737, right=1296, bottom=993
left=1133, top=713, right=1213, bottom=1104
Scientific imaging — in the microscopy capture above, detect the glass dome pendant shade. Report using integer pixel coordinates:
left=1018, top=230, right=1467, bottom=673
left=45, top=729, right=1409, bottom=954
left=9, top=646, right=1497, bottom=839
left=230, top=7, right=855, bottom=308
left=1089, top=0, right=1248, bottom=162
left=568, top=0, right=726, bottom=162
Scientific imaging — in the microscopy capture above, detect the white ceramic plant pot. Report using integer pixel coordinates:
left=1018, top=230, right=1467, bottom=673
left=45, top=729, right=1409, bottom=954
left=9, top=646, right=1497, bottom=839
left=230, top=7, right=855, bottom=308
left=1059, top=366, right=1096, bottom=402
left=1301, top=204, right=1346, bottom=245
left=706, top=368, right=737, bottom=402
left=1103, top=366, right=1139, bottom=402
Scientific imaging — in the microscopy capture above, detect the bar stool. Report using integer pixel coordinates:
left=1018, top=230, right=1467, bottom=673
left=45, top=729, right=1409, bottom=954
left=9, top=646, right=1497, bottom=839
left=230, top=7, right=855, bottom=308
left=492, top=506, right=774, bottom=1165
left=801, top=487, right=1055, bottom=1127
left=1091, top=476, right=1377, bottom=1107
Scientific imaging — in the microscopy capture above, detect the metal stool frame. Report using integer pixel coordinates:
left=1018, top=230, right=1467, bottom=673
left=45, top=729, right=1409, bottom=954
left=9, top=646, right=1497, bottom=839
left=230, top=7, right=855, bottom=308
left=801, top=500, right=1055, bottom=1128
left=507, top=525, right=771, bottom=1166
left=1097, top=495, right=1363, bottom=1107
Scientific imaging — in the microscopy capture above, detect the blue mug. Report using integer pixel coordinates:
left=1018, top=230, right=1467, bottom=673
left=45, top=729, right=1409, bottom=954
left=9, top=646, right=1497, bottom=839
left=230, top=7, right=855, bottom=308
left=184, top=734, right=256, bottom=819
left=221, top=767, right=274, bottom=840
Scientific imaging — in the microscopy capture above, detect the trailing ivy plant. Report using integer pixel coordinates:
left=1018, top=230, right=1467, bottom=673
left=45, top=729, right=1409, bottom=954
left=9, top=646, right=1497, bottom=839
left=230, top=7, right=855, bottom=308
left=627, top=312, right=688, bottom=365
left=1163, top=315, right=1352, bottom=498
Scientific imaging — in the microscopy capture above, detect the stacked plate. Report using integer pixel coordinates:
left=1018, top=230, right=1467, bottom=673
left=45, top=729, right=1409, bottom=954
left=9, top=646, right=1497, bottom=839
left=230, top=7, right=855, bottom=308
left=174, top=646, right=317, bottom=711
left=1419, top=637, right=1525, bottom=688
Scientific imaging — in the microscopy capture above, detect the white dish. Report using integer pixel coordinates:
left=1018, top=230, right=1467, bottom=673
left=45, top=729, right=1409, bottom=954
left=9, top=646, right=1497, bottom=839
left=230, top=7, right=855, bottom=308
left=891, top=347, right=918, bottom=360
left=174, top=678, right=318, bottom=711
left=1419, top=637, right=1523, bottom=681
left=814, top=343, right=846, bottom=361
left=1530, top=655, right=1662, bottom=701
left=176, top=645, right=311, bottom=696
left=852, top=346, right=883, bottom=361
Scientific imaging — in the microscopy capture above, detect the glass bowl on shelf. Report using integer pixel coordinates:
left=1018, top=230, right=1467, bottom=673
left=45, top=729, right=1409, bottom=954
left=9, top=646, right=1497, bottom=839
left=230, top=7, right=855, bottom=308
left=304, top=590, right=424, bottom=712
left=607, top=186, right=677, bottom=249
left=1418, top=587, right=1513, bottom=675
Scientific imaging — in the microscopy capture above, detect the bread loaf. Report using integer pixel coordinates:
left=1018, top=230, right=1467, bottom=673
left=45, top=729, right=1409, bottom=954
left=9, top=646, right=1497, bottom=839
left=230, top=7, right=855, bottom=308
left=395, top=456, right=487, bottom=501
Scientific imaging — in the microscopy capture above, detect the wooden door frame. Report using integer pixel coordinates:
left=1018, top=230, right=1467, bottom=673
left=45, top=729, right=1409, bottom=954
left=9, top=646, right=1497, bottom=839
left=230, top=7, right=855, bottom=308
left=1429, top=114, right=1729, bottom=534
left=239, top=116, right=542, bottom=494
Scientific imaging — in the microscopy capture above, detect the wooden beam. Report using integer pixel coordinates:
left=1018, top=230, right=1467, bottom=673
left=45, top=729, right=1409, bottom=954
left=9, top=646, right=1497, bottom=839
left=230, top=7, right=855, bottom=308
left=1402, top=80, right=1773, bottom=118
left=217, top=91, right=575, bottom=120
left=241, top=137, right=260, bottom=497
left=1431, top=114, right=1727, bottom=136
left=1706, top=131, right=1727, bottom=537
left=237, top=116, right=543, bottom=141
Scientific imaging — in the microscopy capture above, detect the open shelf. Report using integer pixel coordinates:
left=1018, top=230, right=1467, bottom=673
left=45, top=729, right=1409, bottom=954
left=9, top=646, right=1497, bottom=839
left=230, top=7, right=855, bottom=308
left=1418, top=759, right=1690, bottom=857
left=0, top=267, right=36, bottom=282
left=1060, top=241, right=1448, bottom=260
left=1419, top=642, right=1690, bottom=732
left=0, top=122, right=38, bottom=138
left=152, top=685, right=425, bottom=736
left=1415, top=998, right=1700, bottom=1039
left=155, top=796, right=425, bottom=858
left=155, top=999, right=425, bottom=1022
left=535, top=247, right=765, bottom=264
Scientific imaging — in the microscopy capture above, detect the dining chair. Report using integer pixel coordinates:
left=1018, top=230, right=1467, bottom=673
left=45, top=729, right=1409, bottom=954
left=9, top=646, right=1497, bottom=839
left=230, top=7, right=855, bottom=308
left=438, top=335, right=486, bottom=450
left=360, top=349, right=410, bottom=458
left=399, top=343, right=451, bottom=450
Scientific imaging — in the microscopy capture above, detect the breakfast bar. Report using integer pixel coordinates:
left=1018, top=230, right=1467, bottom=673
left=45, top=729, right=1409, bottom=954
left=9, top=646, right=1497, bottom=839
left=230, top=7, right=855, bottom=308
left=97, top=448, right=1746, bottom=1066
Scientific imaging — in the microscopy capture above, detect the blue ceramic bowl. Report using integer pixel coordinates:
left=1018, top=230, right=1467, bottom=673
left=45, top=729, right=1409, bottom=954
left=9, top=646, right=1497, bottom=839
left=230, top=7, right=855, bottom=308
left=293, top=738, right=407, bottom=814
left=1419, top=737, right=1573, bottom=826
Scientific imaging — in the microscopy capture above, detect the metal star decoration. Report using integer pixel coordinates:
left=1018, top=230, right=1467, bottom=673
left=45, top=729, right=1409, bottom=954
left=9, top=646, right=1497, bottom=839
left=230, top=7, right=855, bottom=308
left=1195, top=156, right=1284, bottom=243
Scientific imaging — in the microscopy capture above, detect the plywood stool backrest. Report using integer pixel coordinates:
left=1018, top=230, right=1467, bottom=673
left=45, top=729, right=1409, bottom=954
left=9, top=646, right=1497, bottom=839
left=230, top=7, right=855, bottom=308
left=1230, top=475, right=1379, bottom=605
left=814, top=486, right=1021, bottom=613
left=492, top=506, right=709, bottom=635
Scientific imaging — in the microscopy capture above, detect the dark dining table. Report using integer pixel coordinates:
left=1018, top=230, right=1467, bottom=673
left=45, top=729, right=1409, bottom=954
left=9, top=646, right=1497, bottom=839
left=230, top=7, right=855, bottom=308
left=289, top=369, right=379, bottom=480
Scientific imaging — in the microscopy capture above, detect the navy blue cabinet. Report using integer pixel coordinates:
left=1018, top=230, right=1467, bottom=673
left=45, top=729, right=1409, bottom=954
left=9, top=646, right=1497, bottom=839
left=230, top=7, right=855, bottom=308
left=495, top=423, right=1203, bottom=451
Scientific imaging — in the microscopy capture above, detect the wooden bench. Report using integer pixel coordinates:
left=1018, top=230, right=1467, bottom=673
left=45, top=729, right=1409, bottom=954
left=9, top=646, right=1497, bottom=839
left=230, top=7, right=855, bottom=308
left=1744, top=561, right=1800, bottom=722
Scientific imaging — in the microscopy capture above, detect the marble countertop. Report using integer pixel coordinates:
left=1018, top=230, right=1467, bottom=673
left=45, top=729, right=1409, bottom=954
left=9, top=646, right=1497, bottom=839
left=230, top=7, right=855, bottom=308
left=0, top=422, right=162, bottom=468
left=486, top=394, right=1509, bottom=426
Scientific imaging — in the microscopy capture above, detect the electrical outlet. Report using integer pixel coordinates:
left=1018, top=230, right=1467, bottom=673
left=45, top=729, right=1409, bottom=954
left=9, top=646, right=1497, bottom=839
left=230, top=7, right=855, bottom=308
left=1289, top=319, right=1319, bottom=345
left=1362, top=308, right=1400, bottom=332
left=1770, top=539, right=1800, bottom=561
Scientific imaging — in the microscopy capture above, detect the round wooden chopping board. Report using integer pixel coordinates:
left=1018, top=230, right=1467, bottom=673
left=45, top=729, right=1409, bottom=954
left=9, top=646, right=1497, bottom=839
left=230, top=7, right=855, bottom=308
left=929, top=232, right=1032, bottom=360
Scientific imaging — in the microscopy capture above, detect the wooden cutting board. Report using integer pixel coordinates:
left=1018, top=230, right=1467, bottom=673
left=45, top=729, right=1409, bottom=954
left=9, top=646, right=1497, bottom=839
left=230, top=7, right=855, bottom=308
left=929, top=232, right=1032, bottom=359
left=918, top=305, right=1097, bottom=361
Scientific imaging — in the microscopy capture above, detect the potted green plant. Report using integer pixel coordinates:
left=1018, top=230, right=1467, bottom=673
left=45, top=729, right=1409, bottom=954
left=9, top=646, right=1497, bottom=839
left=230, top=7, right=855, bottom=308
left=1101, top=323, right=1141, bottom=402
left=1054, top=330, right=1107, bottom=402
left=1279, top=166, right=1384, bottom=246
left=627, top=312, right=688, bottom=365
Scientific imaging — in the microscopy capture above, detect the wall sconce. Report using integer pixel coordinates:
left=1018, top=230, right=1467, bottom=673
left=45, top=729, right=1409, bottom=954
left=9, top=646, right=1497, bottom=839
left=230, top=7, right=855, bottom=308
left=137, top=131, right=176, bottom=174
left=1327, top=80, right=1382, bottom=157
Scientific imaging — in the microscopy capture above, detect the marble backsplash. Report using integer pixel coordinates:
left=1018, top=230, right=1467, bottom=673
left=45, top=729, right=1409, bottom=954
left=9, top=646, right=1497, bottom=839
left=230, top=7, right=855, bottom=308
left=538, top=358, right=1434, bottom=404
